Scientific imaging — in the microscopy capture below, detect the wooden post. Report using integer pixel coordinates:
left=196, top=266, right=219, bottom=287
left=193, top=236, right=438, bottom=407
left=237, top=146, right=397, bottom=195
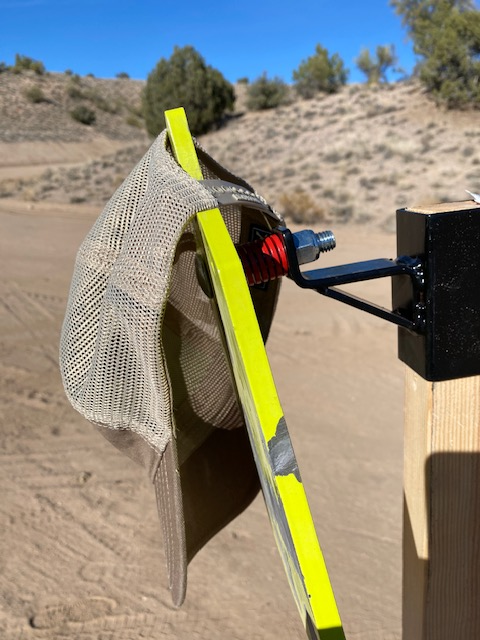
left=403, top=370, right=480, bottom=639
left=400, top=202, right=480, bottom=639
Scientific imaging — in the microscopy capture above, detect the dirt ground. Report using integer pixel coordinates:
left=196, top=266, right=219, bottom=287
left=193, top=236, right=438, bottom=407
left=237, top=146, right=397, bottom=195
left=0, top=182, right=404, bottom=638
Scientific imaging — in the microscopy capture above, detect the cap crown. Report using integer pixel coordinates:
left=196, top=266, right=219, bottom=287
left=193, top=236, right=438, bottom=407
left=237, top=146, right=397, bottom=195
left=60, top=131, right=281, bottom=465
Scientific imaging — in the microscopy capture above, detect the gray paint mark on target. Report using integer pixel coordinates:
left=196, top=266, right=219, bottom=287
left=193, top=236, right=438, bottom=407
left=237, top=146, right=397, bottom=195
left=268, top=417, right=301, bottom=482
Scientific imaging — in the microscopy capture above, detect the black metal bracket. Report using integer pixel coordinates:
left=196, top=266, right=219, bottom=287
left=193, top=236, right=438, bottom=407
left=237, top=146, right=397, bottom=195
left=281, top=227, right=426, bottom=333
left=282, top=202, right=480, bottom=382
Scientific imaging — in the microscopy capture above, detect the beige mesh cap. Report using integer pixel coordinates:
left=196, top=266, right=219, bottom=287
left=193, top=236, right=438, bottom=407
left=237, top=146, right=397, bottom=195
left=59, top=130, right=283, bottom=606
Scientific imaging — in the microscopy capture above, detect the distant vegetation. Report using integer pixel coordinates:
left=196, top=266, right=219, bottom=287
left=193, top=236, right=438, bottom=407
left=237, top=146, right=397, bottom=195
left=142, top=45, right=235, bottom=136
left=3, top=0, right=480, bottom=132
left=391, top=0, right=480, bottom=108
left=246, top=73, right=290, bottom=111
left=293, top=44, right=348, bottom=98
left=355, top=45, right=398, bottom=84
left=11, top=54, right=46, bottom=75
left=24, top=84, right=48, bottom=104
left=70, top=105, right=96, bottom=125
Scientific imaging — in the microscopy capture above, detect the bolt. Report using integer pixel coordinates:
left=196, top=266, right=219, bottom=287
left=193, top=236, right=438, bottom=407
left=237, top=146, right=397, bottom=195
left=292, top=229, right=336, bottom=265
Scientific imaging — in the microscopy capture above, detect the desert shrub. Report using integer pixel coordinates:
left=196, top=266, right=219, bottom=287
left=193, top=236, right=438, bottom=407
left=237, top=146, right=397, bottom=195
left=324, top=150, right=342, bottom=163
left=322, top=187, right=335, bottom=199
left=12, top=54, right=45, bottom=75
left=116, top=71, right=130, bottom=79
left=245, top=73, right=290, bottom=110
left=126, top=114, right=144, bottom=128
left=391, top=0, right=480, bottom=108
left=278, top=189, right=326, bottom=223
left=0, top=179, right=17, bottom=198
left=24, top=85, right=47, bottom=103
left=64, top=69, right=73, bottom=76
left=356, top=45, right=398, bottom=84
left=93, top=96, right=117, bottom=113
left=283, top=167, right=297, bottom=178
left=463, top=145, right=475, bottom=157
left=66, top=82, right=84, bottom=99
left=143, top=45, right=235, bottom=136
left=237, top=76, right=249, bottom=84
left=293, top=44, right=348, bottom=98
left=88, top=91, right=118, bottom=113
left=66, top=81, right=117, bottom=113
left=330, top=200, right=354, bottom=223
left=0, top=62, right=8, bottom=73
left=70, top=105, right=96, bottom=125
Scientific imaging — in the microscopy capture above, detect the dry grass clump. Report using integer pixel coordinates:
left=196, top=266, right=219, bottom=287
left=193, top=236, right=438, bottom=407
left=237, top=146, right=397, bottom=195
left=70, top=105, right=96, bottom=125
left=278, top=189, right=327, bottom=224
left=277, top=187, right=365, bottom=226
left=23, top=85, right=47, bottom=104
left=0, top=178, right=21, bottom=198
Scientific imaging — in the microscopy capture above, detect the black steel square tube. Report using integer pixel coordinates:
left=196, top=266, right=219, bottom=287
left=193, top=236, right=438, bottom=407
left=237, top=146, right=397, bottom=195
left=394, top=202, right=480, bottom=381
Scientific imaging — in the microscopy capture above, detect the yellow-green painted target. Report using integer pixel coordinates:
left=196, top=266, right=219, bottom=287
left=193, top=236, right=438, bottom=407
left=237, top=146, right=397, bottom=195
left=165, top=107, right=345, bottom=640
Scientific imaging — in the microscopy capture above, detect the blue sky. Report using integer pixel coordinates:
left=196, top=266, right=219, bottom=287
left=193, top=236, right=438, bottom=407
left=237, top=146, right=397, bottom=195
left=1, top=0, right=419, bottom=83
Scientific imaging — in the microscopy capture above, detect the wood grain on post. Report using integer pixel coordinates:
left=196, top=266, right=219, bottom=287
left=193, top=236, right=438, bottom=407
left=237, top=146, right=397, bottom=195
left=403, top=358, right=480, bottom=639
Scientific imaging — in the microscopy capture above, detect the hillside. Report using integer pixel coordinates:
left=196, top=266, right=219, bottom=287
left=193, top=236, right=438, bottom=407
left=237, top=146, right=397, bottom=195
left=202, top=80, right=480, bottom=231
left=1, top=72, right=479, bottom=231
left=0, top=70, right=146, bottom=143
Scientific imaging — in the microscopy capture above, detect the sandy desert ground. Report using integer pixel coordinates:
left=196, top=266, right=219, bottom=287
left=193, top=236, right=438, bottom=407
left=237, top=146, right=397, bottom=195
left=0, top=192, right=403, bottom=640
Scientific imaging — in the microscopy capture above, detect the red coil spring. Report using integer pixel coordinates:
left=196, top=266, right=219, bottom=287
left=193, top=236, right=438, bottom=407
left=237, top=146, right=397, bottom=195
left=236, top=232, right=289, bottom=287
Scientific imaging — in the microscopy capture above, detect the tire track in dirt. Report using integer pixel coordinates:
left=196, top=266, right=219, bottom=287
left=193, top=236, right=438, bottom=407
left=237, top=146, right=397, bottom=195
left=0, top=198, right=99, bottom=220
left=29, top=597, right=117, bottom=630
left=0, top=280, right=59, bottom=367
left=5, top=610, right=189, bottom=640
left=34, top=492, right=138, bottom=563
left=0, top=372, right=64, bottom=412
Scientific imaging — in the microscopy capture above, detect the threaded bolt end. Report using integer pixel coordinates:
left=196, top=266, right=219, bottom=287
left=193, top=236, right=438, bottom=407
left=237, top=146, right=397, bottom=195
left=315, top=230, right=336, bottom=253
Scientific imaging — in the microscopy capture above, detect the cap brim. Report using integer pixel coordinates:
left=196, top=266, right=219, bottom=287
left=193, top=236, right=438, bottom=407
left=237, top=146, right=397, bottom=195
left=154, top=440, right=187, bottom=607
left=154, top=425, right=260, bottom=607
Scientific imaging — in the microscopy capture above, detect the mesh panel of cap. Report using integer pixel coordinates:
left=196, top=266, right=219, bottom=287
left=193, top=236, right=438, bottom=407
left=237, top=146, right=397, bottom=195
left=60, top=131, right=281, bottom=458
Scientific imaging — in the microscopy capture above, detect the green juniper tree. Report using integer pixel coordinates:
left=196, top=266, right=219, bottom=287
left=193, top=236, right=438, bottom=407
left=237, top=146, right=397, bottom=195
left=143, top=45, right=235, bottom=136
left=391, top=0, right=480, bottom=107
left=293, top=44, right=348, bottom=98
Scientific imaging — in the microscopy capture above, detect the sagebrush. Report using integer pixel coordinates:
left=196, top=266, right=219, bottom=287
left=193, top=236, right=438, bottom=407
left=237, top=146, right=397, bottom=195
left=70, top=105, right=96, bottom=125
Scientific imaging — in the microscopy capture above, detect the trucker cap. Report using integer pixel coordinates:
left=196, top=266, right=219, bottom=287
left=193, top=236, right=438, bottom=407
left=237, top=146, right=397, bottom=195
left=59, top=130, right=283, bottom=606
